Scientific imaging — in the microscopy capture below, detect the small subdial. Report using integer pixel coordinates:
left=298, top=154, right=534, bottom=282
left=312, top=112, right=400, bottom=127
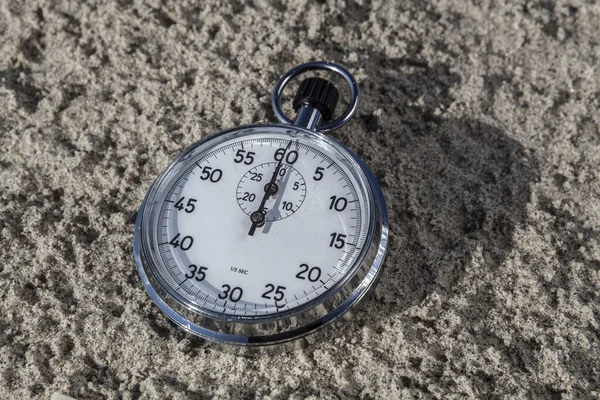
left=237, top=162, right=306, bottom=221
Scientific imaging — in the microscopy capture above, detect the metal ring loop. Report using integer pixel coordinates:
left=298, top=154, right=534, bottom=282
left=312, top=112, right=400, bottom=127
left=271, top=61, right=360, bottom=133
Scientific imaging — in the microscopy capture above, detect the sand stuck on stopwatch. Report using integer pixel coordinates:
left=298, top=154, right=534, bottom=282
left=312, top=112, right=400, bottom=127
left=1, top=1, right=599, bottom=399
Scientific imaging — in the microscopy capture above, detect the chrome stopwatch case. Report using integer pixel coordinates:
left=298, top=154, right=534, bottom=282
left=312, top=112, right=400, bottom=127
left=134, top=62, right=388, bottom=345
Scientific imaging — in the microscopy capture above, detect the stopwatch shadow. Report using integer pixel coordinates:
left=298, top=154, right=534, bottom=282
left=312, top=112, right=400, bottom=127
left=329, top=55, right=540, bottom=326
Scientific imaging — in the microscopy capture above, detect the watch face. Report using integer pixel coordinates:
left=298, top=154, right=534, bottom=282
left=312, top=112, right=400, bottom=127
left=135, top=124, right=388, bottom=344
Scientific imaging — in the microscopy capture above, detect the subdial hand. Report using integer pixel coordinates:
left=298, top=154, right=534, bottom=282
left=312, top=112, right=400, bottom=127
left=248, top=141, right=293, bottom=236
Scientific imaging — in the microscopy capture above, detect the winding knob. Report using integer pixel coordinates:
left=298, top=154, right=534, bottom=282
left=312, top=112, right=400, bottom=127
left=292, top=77, right=339, bottom=122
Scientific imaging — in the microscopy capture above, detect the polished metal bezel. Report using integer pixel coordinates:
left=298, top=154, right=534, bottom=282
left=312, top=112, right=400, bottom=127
left=134, top=123, right=388, bottom=345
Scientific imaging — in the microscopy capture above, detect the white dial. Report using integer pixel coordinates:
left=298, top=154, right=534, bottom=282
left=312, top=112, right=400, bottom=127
left=148, top=128, right=372, bottom=318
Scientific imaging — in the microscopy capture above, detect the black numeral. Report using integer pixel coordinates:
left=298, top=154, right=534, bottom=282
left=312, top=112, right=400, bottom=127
left=329, top=233, right=346, bottom=249
left=250, top=172, right=263, bottom=182
left=293, top=181, right=300, bottom=190
left=174, top=197, right=197, bottom=213
left=313, top=167, right=324, bottom=181
left=199, top=166, right=223, bottom=182
left=295, top=264, right=322, bottom=282
left=261, top=284, right=286, bottom=301
left=184, top=265, right=207, bottom=282
left=329, top=196, right=348, bottom=211
left=274, top=148, right=285, bottom=161
left=234, top=149, right=255, bottom=165
left=282, top=201, right=293, bottom=211
left=240, top=192, right=256, bottom=202
left=274, top=148, right=299, bottom=164
left=218, top=284, right=243, bottom=302
left=169, top=233, right=193, bottom=251
left=286, top=151, right=298, bottom=164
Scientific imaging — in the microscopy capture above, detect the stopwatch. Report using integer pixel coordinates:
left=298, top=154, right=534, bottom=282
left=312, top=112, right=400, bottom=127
left=134, top=62, right=388, bottom=345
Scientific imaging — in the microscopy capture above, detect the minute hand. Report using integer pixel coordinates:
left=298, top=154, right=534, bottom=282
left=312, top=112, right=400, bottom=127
left=248, top=141, right=293, bottom=236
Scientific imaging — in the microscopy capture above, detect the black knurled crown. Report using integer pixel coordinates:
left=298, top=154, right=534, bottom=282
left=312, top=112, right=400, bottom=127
left=292, top=77, right=339, bottom=121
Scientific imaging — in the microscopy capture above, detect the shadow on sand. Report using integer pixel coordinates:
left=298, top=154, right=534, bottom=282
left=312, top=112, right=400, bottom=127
left=327, top=52, right=539, bottom=320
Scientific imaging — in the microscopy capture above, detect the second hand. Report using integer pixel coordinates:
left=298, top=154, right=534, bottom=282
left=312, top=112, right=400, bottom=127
left=248, top=141, right=293, bottom=236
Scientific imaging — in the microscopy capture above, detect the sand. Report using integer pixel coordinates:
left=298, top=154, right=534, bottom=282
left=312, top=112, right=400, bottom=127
left=1, top=0, right=599, bottom=399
